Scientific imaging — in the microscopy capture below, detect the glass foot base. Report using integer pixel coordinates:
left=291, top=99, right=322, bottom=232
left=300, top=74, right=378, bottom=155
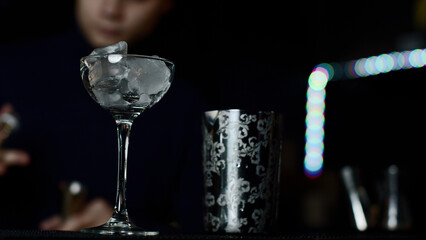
left=81, top=220, right=159, bottom=236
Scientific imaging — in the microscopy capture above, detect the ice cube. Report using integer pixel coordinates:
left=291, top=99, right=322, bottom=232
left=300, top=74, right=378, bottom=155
left=134, top=93, right=151, bottom=108
left=93, top=76, right=121, bottom=93
left=85, top=41, right=127, bottom=66
left=108, top=54, right=123, bottom=63
left=88, top=59, right=130, bottom=87
left=86, top=42, right=130, bottom=89
left=126, top=57, right=171, bottom=96
left=122, top=91, right=140, bottom=103
left=90, top=41, right=128, bottom=56
left=92, top=88, right=121, bottom=108
left=84, top=41, right=127, bottom=68
left=83, top=41, right=172, bottom=111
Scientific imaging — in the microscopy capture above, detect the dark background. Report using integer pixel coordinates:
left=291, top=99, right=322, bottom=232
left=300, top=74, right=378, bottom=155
left=1, top=0, right=425, bottom=233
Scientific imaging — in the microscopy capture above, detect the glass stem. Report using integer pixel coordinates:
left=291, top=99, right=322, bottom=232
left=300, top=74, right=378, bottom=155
left=112, top=119, right=133, bottom=224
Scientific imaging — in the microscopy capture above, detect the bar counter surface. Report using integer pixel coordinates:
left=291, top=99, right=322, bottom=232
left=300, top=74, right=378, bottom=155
left=0, top=230, right=424, bottom=240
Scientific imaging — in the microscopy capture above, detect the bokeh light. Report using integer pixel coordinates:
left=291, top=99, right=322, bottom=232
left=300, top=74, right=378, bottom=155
left=305, top=83, right=326, bottom=178
left=308, top=67, right=329, bottom=90
left=304, top=47, right=426, bottom=178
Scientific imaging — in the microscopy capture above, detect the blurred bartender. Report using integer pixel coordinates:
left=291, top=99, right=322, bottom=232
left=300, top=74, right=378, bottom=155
left=0, top=0, right=206, bottom=232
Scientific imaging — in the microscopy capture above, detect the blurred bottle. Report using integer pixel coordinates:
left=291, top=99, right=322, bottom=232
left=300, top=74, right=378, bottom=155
left=341, top=166, right=371, bottom=231
left=380, top=165, right=412, bottom=231
left=341, top=165, right=412, bottom=232
left=59, top=181, right=87, bottom=220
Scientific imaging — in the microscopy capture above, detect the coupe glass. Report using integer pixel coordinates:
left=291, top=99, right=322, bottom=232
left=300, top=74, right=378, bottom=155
left=79, top=54, right=174, bottom=235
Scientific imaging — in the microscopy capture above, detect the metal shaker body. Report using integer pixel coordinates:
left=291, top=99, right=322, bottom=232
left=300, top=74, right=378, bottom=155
left=202, top=109, right=281, bottom=233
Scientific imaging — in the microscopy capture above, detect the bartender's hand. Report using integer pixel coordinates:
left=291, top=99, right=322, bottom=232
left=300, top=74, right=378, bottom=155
left=39, top=198, right=113, bottom=231
left=0, top=103, right=30, bottom=176
left=0, top=149, right=30, bottom=176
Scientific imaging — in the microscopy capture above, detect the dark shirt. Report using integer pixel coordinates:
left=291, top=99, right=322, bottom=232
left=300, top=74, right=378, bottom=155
left=0, top=26, right=208, bottom=232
